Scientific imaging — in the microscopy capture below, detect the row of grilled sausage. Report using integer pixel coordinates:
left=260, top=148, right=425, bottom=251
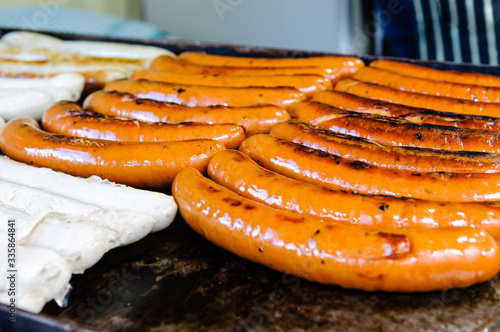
left=2, top=52, right=500, bottom=292
left=0, top=53, right=356, bottom=187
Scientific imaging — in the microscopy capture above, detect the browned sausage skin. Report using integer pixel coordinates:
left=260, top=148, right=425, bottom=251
left=239, top=134, right=500, bottom=202
left=270, top=120, right=500, bottom=173
left=43, top=101, right=245, bottom=149
left=0, top=117, right=225, bottom=188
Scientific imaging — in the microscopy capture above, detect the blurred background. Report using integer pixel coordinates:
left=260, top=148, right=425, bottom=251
left=0, top=0, right=370, bottom=54
left=0, top=0, right=499, bottom=64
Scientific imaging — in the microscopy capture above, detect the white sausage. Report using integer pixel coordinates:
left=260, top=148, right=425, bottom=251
left=1, top=31, right=176, bottom=60
left=0, top=245, right=72, bottom=313
left=0, top=73, right=84, bottom=98
left=22, top=213, right=121, bottom=272
left=0, top=156, right=177, bottom=232
left=0, top=179, right=155, bottom=246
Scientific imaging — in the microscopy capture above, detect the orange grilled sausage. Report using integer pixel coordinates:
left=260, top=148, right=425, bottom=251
left=149, top=55, right=353, bottom=81
left=354, top=67, right=500, bottom=102
left=270, top=121, right=500, bottom=173
left=208, top=149, right=500, bottom=240
left=312, top=90, right=423, bottom=117
left=104, top=79, right=305, bottom=109
left=312, top=109, right=500, bottom=154
left=131, top=71, right=332, bottom=97
left=173, top=167, right=500, bottom=292
left=335, top=79, right=500, bottom=117
left=0, top=117, right=225, bottom=188
left=370, top=60, right=500, bottom=87
left=312, top=90, right=500, bottom=131
left=290, top=101, right=500, bottom=153
left=178, top=52, right=365, bottom=69
left=42, top=101, right=245, bottom=149
left=239, top=134, right=500, bottom=202
left=83, top=90, right=290, bottom=136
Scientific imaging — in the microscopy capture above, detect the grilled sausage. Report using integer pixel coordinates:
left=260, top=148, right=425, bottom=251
left=149, top=55, right=353, bottom=81
left=354, top=66, right=500, bottom=102
left=104, top=79, right=306, bottom=108
left=270, top=120, right=500, bottom=173
left=131, top=71, right=332, bottom=97
left=290, top=101, right=500, bottom=153
left=42, top=101, right=245, bottom=149
left=335, top=79, right=500, bottom=117
left=178, top=52, right=365, bottom=69
left=315, top=111, right=500, bottom=154
left=311, top=90, right=500, bottom=131
left=0, top=117, right=225, bottom=188
left=83, top=90, right=290, bottom=136
left=239, top=134, right=500, bottom=202
left=370, top=60, right=500, bottom=87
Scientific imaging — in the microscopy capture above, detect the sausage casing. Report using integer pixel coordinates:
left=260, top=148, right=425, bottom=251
left=354, top=66, right=500, bottom=102
left=312, top=90, right=500, bottom=131
left=83, top=90, right=290, bottom=136
left=131, top=71, right=332, bottom=97
left=0, top=117, right=225, bottom=188
left=270, top=120, right=500, bottom=173
left=150, top=55, right=355, bottom=81
left=335, top=79, right=500, bottom=117
left=104, top=79, right=305, bottom=109
left=43, top=101, right=245, bottom=149
left=178, top=52, right=365, bottom=69
left=370, top=60, right=500, bottom=87
left=239, top=134, right=500, bottom=202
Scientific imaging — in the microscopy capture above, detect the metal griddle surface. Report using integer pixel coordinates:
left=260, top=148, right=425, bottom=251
left=1, top=29, right=500, bottom=332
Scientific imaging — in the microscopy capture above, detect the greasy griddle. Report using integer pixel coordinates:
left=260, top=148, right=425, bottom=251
left=1, top=29, right=499, bottom=332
